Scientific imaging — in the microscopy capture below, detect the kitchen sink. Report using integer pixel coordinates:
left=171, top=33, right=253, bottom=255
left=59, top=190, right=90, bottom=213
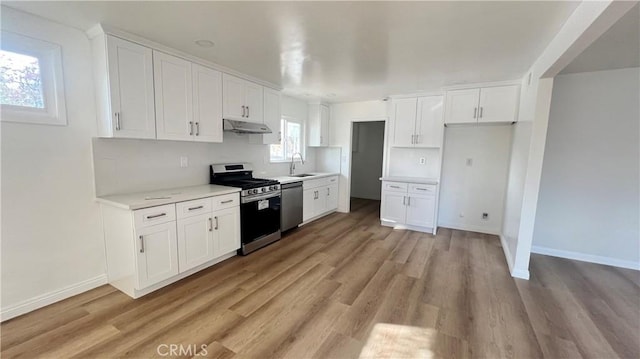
left=291, top=174, right=315, bottom=177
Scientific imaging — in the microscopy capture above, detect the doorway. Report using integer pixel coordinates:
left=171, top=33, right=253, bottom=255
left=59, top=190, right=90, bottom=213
left=349, top=121, right=385, bottom=206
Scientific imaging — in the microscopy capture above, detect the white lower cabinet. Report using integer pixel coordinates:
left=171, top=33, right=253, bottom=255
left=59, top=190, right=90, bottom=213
left=177, top=213, right=215, bottom=272
left=302, top=176, right=339, bottom=222
left=212, top=207, right=241, bottom=256
left=380, top=181, right=438, bottom=234
left=135, top=221, right=179, bottom=289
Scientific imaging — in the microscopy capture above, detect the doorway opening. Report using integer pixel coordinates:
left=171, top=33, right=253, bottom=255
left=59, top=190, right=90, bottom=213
left=349, top=121, right=386, bottom=210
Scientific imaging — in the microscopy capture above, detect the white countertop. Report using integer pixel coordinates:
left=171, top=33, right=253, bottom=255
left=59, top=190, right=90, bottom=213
left=269, top=172, right=340, bottom=184
left=96, top=184, right=241, bottom=210
left=379, top=176, right=439, bottom=185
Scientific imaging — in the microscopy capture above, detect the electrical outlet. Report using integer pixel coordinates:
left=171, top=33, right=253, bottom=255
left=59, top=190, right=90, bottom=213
left=482, top=212, right=489, bottom=220
left=419, top=157, right=426, bottom=165
left=180, top=156, right=188, bottom=168
left=459, top=212, right=464, bottom=218
left=466, top=158, right=473, bottom=166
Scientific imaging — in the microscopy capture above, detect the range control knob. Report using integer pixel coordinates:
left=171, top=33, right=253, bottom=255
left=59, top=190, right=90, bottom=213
left=251, top=189, right=258, bottom=194
left=261, top=187, right=267, bottom=193
left=271, top=185, right=278, bottom=190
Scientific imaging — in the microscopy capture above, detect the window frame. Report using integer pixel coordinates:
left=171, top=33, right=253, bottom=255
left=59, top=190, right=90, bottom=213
left=1, top=31, right=67, bottom=126
left=269, top=115, right=305, bottom=163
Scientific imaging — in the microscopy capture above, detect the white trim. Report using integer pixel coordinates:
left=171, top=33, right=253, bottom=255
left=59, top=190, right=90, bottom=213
left=500, top=235, right=530, bottom=279
left=441, top=79, right=522, bottom=91
left=437, top=222, right=501, bottom=236
left=0, top=274, right=108, bottom=322
left=531, top=245, right=640, bottom=271
left=380, top=220, right=435, bottom=235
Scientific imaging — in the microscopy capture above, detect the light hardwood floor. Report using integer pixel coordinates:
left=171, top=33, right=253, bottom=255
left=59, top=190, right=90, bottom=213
left=2, top=198, right=639, bottom=358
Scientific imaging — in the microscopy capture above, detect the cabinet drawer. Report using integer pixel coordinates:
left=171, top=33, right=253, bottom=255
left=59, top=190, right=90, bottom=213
left=134, top=204, right=176, bottom=228
left=212, top=192, right=239, bottom=211
left=303, top=177, right=329, bottom=190
left=409, top=184, right=437, bottom=195
left=327, top=176, right=339, bottom=185
left=383, top=182, right=408, bottom=193
left=176, top=198, right=212, bottom=219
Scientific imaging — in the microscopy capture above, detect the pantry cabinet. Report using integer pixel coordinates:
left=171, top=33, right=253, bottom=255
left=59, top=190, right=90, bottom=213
left=308, top=104, right=330, bottom=147
left=444, top=85, right=519, bottom=125
left=391, top=95, right=444, bottom=148
left=222, top=73, right=264, bottom=123
left=380, top=181, right=438, bottom=234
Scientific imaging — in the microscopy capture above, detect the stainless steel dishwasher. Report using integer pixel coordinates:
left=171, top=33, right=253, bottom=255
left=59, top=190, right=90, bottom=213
left=281, top=181, right=303, bottom=232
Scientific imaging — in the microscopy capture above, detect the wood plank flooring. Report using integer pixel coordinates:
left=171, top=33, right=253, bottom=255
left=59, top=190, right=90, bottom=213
left=2, top=198, right=639, bottom=358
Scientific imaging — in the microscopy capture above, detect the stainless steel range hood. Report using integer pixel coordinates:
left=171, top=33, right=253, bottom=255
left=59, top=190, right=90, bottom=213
left=223, top=119, right=272, bottom=134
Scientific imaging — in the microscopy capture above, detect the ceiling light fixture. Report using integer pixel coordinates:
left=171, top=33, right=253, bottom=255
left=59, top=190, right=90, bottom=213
left=195, top=39, right=215, bottom=48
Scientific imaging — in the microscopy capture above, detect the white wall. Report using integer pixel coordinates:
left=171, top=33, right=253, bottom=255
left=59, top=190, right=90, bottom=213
left=329, top=100, right=389, bottom=212
left=94, top=95, right=314, bottom=196
left=532, top=68, right=640, bottom=268
left=439, top=126, right=513, bottom=234
left=1, top=7, right=106, bottom=319
left=350, top=121, right=385, bottom=200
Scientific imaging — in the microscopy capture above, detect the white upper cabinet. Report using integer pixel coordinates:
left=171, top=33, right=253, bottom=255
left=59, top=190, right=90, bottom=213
left=222, top=74, right=264, bottom=123
left=444, top=85, right=519, bottom=125
left=391, top=95, right=443, bottom=148
left=262, top=87, right=281, bottom=144
left=308, top=104, right=329, bottom=147
left=96, top=35, right=156, bottom=139
left=154, top=51, right=193, bottom=141
left=192, top=64, right=223, bottom=142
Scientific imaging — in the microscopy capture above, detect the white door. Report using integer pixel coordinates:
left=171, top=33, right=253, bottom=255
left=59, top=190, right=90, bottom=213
left=405, top=194, right=436, bottom=228
left=392, top=98, right=417, bottom=147
left=319, top=104, right=330, bottom=146
left=153, top=51, right=193, bottom=141
left=415, top=96, right=444, bottom=148
left=213, top=207, right=241, bottom=256
left=313, top=187, right=328, bottom=216
left=380, top=191, right=407, bottom=224
left=135, top=222, right=179, bottom=289
left=444, top=88, right=480, bottom=124
left=478, top=85, right=519, bottom=124
left=177, top=214, right=214, bottom=272
left=262, top=87, right=281, bottom=144
left=326, top=183, right=339, bottom=211
left=106, top=36, right=156, bottom=139
left=222, top=74, right=245, bottom=120
left=192, top=64, right=223, bottom=142
left=303, top=188, right=316, bottom=221
left=244, top=81, right=264, bottom=123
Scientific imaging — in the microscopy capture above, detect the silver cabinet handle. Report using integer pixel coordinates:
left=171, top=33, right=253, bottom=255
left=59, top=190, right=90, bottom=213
left=139, top=235, right=145, bottom=253
left=479, top=107, right=483, bottom=118
left=115, top=112, right=121, bottom=131
left=390, top=185, right=400, bottom=189
left=416, top=188, right=428, bottom=191
left=327, top=187, right=330, bottom=196
left=214, top=216, right=219, bottom=230
left=189, top=121, right=194, bottom=135
left=408, top=197, right=411, bottom=206
left=195, top=122, right=200, bottom=136
left=411, top=135, right=414, bottom=144
left=246, top=106, right=250, bottom=118
left=221, top=199, right=233, bottom=204
left=188, top=205, right=203, bottom=211
left=278, top=131, right=282, bottom=142
left=241, top=105, right=245, bottom=117
left=146, top=213, right=166, bottom=219
left=403, top=196, right=406, bottom=205
left=208, top=217, right=213, bottom=232
left=474, top=107, right=477, bottom=119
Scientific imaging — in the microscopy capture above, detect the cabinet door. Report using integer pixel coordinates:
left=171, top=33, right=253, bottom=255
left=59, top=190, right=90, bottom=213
left=192, top=64, right=223, bottom=142
left=222, top=74, right=245, bottom=120
left=154, top=51, right=193, bottom=141
left=135, top=222, right=179, bottom=289
left=313, top=188, right=328, bottom=216
left=319, top=105, right=330, bottom=146
left=244, top=81, right=264, bottom=123
left=405, top=194, right=436, bottom=228
left=392, top=98, right=417, bottom=147
left=308, top=104, right=328, bottom=147
left=380, top=191, right=406, bottom=224
left=213, top=207, right=241, bottom=256
left=262, top=87, right=281, bottom=144
left=303, top=188, right=316, bottom=221
left=415, top=96, right=444, bottom=148
left=106, top=36, right=156, bottom=139
left=478, top=85, right=519, bottom=124
left=177, top=213, right=214, bottom=272
left=326, top=183, right=339, bottom=211
left=444, top=88, right=480, bottom=124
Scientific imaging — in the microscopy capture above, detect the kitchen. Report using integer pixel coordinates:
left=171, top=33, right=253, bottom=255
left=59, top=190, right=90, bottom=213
left=1, top=1, right=638, bottom=358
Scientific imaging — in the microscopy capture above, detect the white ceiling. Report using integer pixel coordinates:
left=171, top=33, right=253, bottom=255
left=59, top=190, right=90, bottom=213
left=561, top=4, right=639, bottom=74
left=5, top=1, right=580, bottom=103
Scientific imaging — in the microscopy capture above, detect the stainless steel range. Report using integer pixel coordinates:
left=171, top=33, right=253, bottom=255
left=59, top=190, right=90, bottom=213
left=210, top=163, right=281, bottom=255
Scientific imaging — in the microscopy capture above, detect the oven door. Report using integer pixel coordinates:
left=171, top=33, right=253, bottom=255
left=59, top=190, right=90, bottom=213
left=240, top=193, right=281, bottom=245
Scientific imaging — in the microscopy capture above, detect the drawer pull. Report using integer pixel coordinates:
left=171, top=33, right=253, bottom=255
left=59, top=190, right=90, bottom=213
left=146, top=213, right=166, bottom=219
left=416, top=188, right=430, bottom=191
left=188, top=205, right=204, bottom=211
left=220, top=199, right=234, bottom=204
left=390, top=185, right=400, bottom=189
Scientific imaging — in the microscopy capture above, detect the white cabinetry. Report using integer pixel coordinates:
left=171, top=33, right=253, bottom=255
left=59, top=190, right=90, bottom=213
left=261, top=87, right=282, bottom=144
left=444, top=85, right=519, bottom=125
left=391, top=96, right=444, bottom=148
left=191, top=64, right=223, bottom=142
left=380, top=181, right=438, bottom=234
left=135, top=220, right=179, bottom=289
left=302, top=176, right=339, bottom=222
left=222, top=74, right=263, bottom=123
left=93, top=35, right=156, bottom=139
left=308, top=104, right=330, bottom=147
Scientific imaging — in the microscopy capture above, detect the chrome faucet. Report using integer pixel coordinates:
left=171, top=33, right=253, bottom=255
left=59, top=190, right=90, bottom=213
left=289, top=152, right=305, bottom=175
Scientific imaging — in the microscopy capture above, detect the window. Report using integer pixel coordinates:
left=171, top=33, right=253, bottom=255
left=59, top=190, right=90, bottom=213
left=270, top=117, right=304, bottom=162
left=0, top=31, right=66, bottom=125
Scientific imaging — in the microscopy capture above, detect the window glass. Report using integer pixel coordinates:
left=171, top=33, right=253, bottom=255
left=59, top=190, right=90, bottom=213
left=285, top=121, right=301, bottom=159
left=0, top=49, right=45, bottom=108
left=270, top=117, right=304, bottom=162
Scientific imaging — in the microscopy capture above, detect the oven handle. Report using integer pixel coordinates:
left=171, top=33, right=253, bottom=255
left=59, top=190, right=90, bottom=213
left=241, top=192, right=280, bottom=204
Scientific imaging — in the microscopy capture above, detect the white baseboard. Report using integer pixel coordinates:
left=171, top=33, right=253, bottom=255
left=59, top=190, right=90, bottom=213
left=1, top=274, right=108, bottom=322
left=531, top=245, right=640, bottom=271
left=499, top=235, right=530, bottom=280
left=438, top=222, right=501, bottom=236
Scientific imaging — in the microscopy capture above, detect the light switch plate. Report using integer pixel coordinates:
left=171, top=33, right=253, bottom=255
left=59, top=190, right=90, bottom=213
left=180, top=156, right=188, bottom=168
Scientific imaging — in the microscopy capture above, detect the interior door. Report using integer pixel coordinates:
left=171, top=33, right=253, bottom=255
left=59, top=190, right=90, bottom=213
left=478, top=85, right=519, bottom=123
left=405, top=194, right=436, bottom=228
left=213, top=207, right=241, bottom=256
left=415, top=96, right=444, bottom=148
left=444, top=88, right=480, bottom=124
left=392, top=98, right=418, bottom=147
left=135, top=222, right=179, bottom=289
left=177, top=213, right=214, bottom=272
left=192, top=64, right=223, bottom=142
left=222, top=74, right=245, bottom=120
left=381, top=191, right=407, bottom=224
left=154, top=51, right=193, bottom=141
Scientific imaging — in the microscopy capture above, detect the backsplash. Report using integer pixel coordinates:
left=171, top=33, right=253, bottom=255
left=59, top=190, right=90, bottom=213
left=92, top=133, right=318, bottom=196
left=387, top=147, right=441, bottom=178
